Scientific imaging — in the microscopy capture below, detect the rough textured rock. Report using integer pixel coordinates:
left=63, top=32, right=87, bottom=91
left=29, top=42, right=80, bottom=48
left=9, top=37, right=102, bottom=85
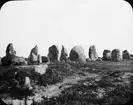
left=6, top=43, right=16, bottom=57
left=86, top=57, right=91, bottom=62
left=130, top=54, right=133, bottom=60
left=97, top=57, right=102, bottom=61
left=69, top=45, right=86, bottom=62
left=1, top=43, right=26, bottom=66
left=41, top=56, right=48, bottom=63
left=47, top=45, right=59, bottom=62
left=111, top=49, right=121, bottom=61
left=28, top=45, right=42, bottom=65
left=12, top=56, right=27, bottom=65
left=0, top=57, right=2, bottom=65
left=89, top=45, right=98, bottom=61
left=60, top=45, right=68, bottom=61
left=38, top=54, right=42, bottom=64
left=102, top=50, right=111, bottom=60
left=122, top=50, right=130, bottom=60
left=34, top=64, right=48, bottom=75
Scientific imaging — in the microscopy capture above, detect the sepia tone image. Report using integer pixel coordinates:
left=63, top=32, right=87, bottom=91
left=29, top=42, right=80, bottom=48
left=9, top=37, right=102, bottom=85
left=0, top=0, right=133, bottom=105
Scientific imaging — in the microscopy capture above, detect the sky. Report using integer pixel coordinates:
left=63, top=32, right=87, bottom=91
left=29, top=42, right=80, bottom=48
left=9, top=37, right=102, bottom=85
left=0, top=0, right=133, bottom=58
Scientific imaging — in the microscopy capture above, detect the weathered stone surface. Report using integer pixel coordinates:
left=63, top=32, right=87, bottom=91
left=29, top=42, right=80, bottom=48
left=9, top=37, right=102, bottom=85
left=41, top=56, right=48, bottom=63
left=11, top=56, right=27, bottom=65
left=86, top=57, right=91, bottom=62
left=47, top=45, right=59, bottom=62
left=28, top=45, right=42, bottom=65
left=6, top=43, right=16, bottom=57
left=34, top=64, right=48, bottom=75
left=89, top=45, right=98, bottom=61
left=1, top=43, right=26, bottom=66
left=2, top=98, right=33, bottom=105
left=60, top=45, right=68, bottom=61
left=1, top=43, right=16, bottom=66
left=97, top=57, right=102, bottom=61
left=38, top=54, right=42, bottom=64
left=111, top=49, right=121, bottom=61
left=102, top=50, right=111, bottom=60
left=122, top=50, right=130, bottom=60
left=69, top=45, right=86, bottom=62
left=0, top=57, right=2, bottom=66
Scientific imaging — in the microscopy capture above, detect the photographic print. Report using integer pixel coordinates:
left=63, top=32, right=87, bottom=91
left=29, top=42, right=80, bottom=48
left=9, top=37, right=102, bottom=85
left=0, top=0, right=133, bottom=105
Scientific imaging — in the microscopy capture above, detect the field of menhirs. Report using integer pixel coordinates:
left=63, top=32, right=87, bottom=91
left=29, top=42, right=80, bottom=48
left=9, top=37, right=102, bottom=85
left=0, top=60, right=133, bottom=105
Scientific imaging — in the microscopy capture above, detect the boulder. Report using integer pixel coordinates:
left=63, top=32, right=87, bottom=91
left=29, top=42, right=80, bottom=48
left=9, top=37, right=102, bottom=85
left=111, top=49, right=121, bottom=61
left=28, top=45, right=42, bottom=65
left=89, top=45, right=98, bottom=61
left=41, top=56, right=48, bottom=63
left=24, top=77, right=33, bottom=90
left=69, top=45, right=86, bottom=62
left=34, top=64, right=48, bottom=75
left=60, top=45, right=68, bottom=61
left=122, top=50, right=130, bottom=60
left=97, top=57, right=102, bottom=61
left=102, top=49, right=111, bottom=60
left=47, top=45, right=59, bottom=62
left=11, top=56, right=27, bottom=65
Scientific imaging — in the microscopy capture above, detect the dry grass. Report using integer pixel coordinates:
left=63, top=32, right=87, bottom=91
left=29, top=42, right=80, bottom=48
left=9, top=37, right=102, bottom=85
left=0, top=60, right=133, bottom=105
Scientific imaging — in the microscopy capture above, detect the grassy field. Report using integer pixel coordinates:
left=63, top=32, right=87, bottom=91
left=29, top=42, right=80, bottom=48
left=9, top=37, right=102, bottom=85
left=0, top=60, right=133, bottom=105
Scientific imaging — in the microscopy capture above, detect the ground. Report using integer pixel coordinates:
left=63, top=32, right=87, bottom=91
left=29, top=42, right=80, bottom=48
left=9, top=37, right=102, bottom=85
left=0, top=60, right=133, bottom=105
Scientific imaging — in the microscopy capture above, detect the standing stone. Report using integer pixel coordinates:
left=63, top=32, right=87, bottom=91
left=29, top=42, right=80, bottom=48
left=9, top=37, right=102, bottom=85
left=102, top=49, right=111, bottom=60
left=69, top=45, right=86, bottom=62
left=1, top=43, right=26, bottom=66
left=28, top=45, right=42, bottom=64
left=60, top=45, right=68, bottom=61
left=6, top=43, right=16, bottom=57
left=89, top=45, right=98, bottom=61
left=111, top=49, right=121, bottom=61
left=122, top=50, right=130, bottom=60
left=47, top=45, right=59, bottom=62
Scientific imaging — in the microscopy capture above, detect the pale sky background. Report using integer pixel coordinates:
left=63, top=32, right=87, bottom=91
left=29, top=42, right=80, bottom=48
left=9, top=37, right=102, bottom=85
left=0, top=0, right=133, bottom=58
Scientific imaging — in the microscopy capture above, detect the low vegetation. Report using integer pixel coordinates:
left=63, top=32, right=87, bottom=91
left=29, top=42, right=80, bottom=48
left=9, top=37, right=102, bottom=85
left=0, top=60, right=133, bottom=105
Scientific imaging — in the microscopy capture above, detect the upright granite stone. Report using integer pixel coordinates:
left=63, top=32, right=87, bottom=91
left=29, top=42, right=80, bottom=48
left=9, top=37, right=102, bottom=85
left=6, top=43, right=16, bottom=57
left=122, top=50, right=130, bottom=60
left=1, top=43, right=26, bottom=66
left=89, top=45, right=98, bottom=61
left=47, top=45, right=59, bottom=62
left=60, top=45, right=68, bottom=61
left=28, top=45, right=42, bottom=65
left=102, top=49, right=111, bottom=60
left=69, top=45, right=86, bottom=62
left=111, top=49, right=121, bottom=62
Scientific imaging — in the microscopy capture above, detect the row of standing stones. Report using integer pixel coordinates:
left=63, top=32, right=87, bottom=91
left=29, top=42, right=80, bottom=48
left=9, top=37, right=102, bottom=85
left=0, top=43, right=133, bottom=66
